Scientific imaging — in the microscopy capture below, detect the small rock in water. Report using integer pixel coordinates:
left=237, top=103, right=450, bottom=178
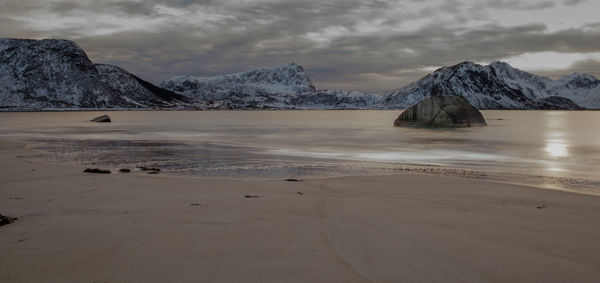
left=245, top=195, right=261, bottom=198
left=83, top=168, right=111, bottom=174
left=0, top=214, right=18, bottom=226
left=138, top=166, right=161, bottom=172
left=297, top=192, right=304, bottom=195
left=90, top=114, right=111, bottom=123
left=537, top=205, right=548, bottom=209
left=119, top=168, right=131, bottom=173
left=285, top=178, right=303, bottom=182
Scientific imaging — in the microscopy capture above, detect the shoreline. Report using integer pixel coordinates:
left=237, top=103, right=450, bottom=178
left=2, top=139, right=600, bottom=282
left=21, top=136, right=600, bottom=197
left=3, top=108, right=600, bottom=113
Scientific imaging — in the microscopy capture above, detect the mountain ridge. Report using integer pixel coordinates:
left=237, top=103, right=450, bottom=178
left=1, top=37, right=598, bottom=110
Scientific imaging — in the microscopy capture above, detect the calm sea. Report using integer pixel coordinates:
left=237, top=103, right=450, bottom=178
left=1, top=110, right=599, bottom=194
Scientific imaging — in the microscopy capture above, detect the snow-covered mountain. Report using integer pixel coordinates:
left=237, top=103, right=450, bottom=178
left=160, top=63, right=382, bottom=109
left=379, top=61, right=598, bottom=109
left=160, top=63, right=316, bottom=100
left=0, top=38, right=188, bottom=110
left=549, top=73, right=600, bottom=109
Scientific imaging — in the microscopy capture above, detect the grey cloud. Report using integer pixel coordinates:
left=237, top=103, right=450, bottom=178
left=0, top=0, right=43, bottom=15
left=563, top=0, right=586, bottom=6
left=479, top=0, right=556, bottom=10
left=54, top=2, right=155, bottom=16
left=565, top=59, right=600, bottom=76
left=76, top=22, right=600, bottom=91
left=533, top=59, right=600, bottom=79
left=1, top=0, right=599, bottom=91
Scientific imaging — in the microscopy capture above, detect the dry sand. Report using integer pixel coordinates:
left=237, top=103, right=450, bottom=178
left=1, top=140, right=600, bottom=282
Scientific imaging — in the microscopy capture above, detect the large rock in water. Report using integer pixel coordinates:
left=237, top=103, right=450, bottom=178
left=394, top=95, right=487, bottom=127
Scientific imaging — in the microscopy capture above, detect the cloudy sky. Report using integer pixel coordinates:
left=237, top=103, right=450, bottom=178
left=2, top=0, right=599, bottom=91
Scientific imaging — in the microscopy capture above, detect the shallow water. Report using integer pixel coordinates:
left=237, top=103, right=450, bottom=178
left=1, top=110, right=599, bottom=193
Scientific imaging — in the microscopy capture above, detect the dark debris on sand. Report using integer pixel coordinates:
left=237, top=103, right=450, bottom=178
left=90, top=114, right=111, bottom=123
left=245, top=195, right=261, bottom=198
left=0, top=214, right=18, bottom=226
left=285, top=178, right=303, bottom=182
left=83, top=168, right=111, bottom=174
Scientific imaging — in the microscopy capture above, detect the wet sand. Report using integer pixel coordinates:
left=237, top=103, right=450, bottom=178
left=1, top=140, right=600, bottom=282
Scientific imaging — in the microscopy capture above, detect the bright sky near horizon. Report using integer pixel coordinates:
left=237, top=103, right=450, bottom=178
left=1, top=0, right=599, bottom=91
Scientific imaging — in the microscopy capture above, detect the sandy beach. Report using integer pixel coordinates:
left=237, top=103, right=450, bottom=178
left=1, top=139, right=599, bottom=282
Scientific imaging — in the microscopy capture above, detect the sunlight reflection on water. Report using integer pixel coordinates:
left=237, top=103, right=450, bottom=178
left=545, top=140, right=568, bottom=158
left=544, top=112, right=569, bottom=160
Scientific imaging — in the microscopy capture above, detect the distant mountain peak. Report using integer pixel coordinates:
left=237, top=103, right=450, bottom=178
left=450, top=61, right=479, bottom=69
left=381, top=61, right=599, bottom=110
left=160, top=63, right=317, bottom=101
left=489, top=60, right=511, bottom=67
left=559, top=72, right=598, bottom=81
